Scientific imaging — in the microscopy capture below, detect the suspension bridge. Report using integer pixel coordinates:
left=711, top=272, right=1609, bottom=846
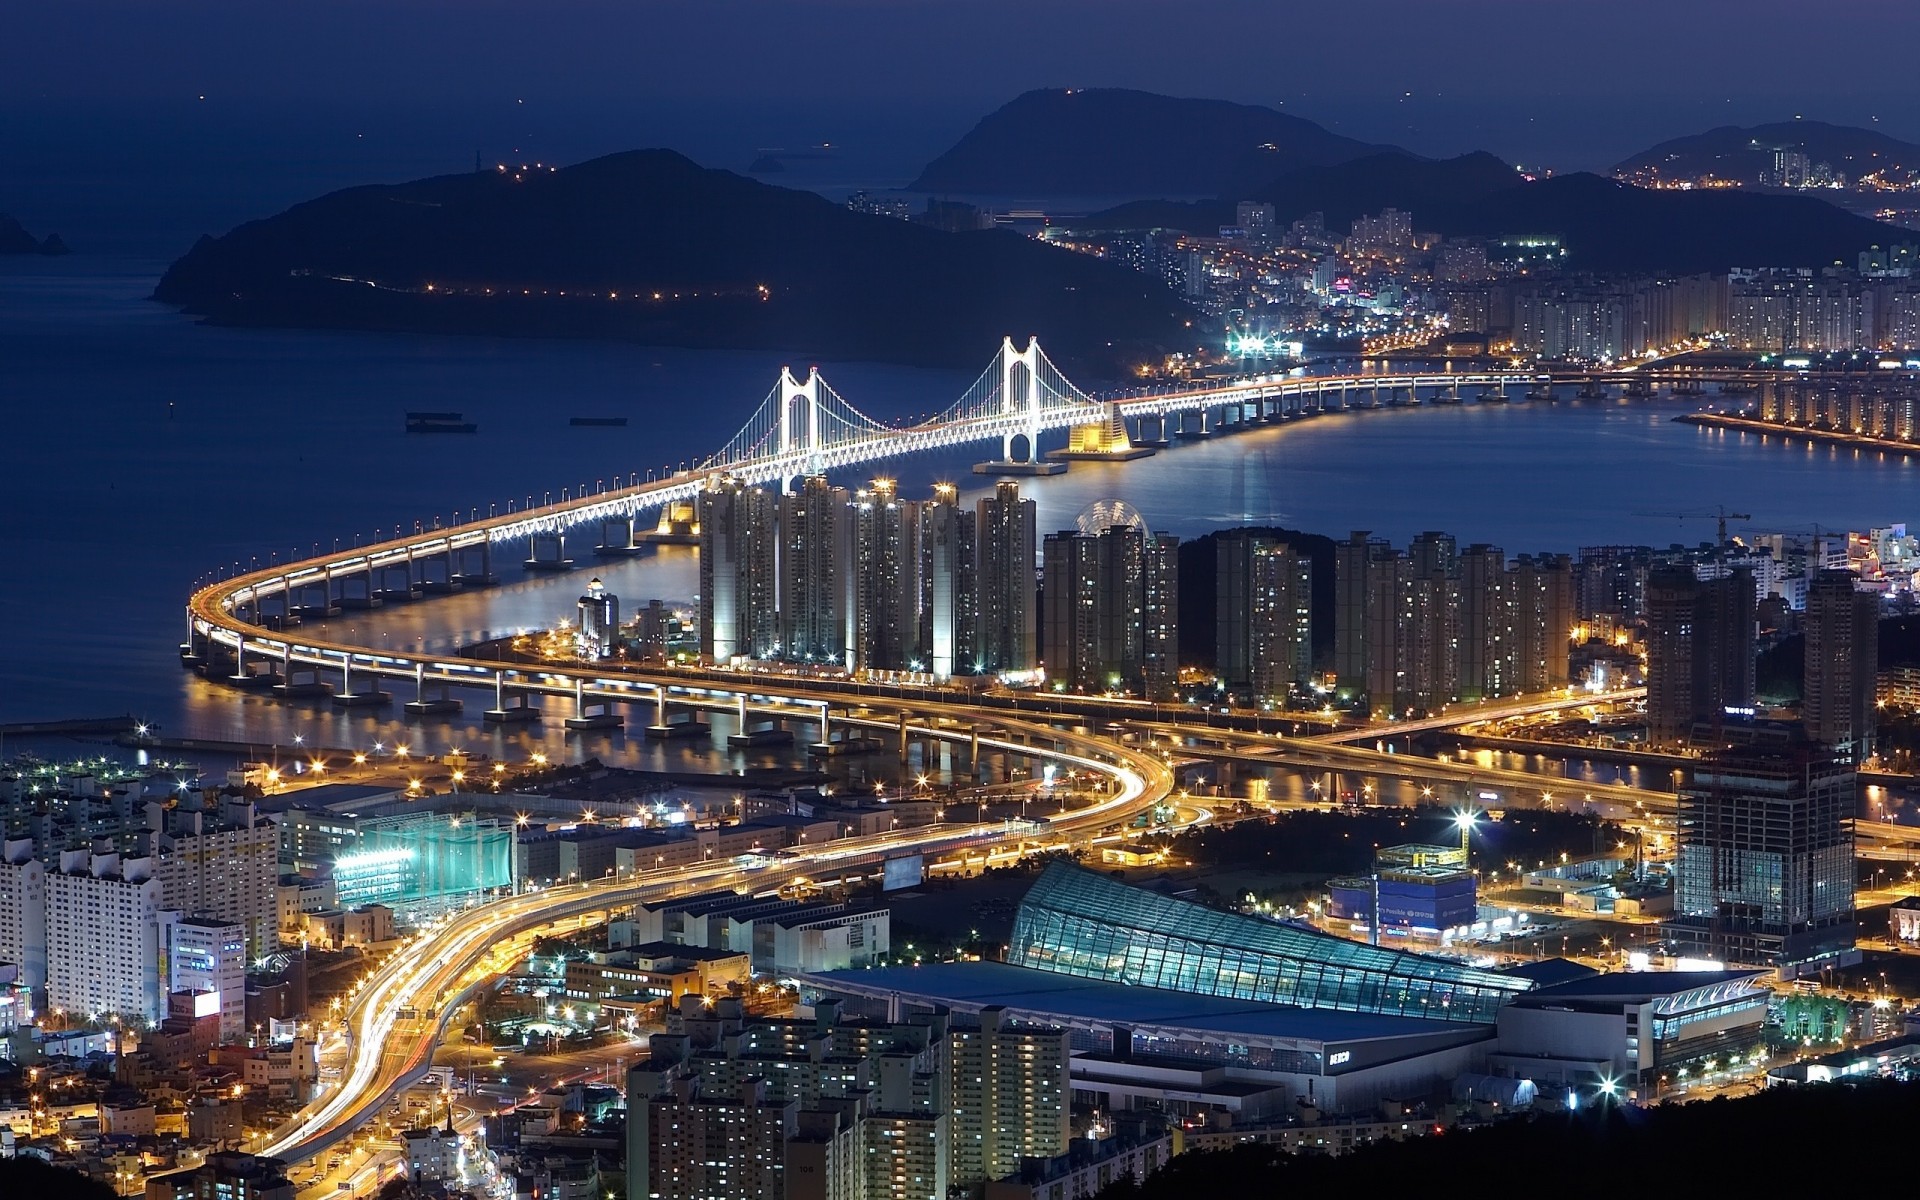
left=184, top=338, right=1541, bottom=688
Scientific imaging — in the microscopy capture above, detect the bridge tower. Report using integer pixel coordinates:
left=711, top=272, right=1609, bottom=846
left=971, top=336, right=1066, bottom=476
left=999, top=336, right=1043, bottom=465
left=777, top=366, right=826, bottom=491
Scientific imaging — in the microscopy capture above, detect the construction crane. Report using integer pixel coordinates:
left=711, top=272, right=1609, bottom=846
left=1632, top=505, right=1752, bottom=548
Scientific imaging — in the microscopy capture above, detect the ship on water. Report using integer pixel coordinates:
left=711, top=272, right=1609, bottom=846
left=406, top=410, right=477, bottom=433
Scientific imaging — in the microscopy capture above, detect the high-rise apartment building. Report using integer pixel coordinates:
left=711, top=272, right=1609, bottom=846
left=1644, top=565, right=1756, bottom=743
left=945, top=1008, right=1070, bottom=1189
left=1339, top=533, right=1571, bottom=715
left=45, top=850, right=165, bottom=1023
left=1215, top=533, right=1313, bottom=699
left=850, top=479, right=920, bottom=672
left=156, top=802, right=279, bottom=957
left=1802, top=569, right=1879, bottom=761
left=698, top=473, right=777, bottom=662
left=778, top=476, right=854, bottom=665
left=919, top=485, right=977, bottom=680
left=1399, top=532, right=1459, bottom=714
left=1042, top=524, right=1179, bottom=696
left=0, top=839, right=46, bottom=1000
left=626, top=996, right=976, bottom=1200
left=1457, top=544, right=1513, bottom=700
left=1668, top=739, right=1856, bottom=972
left=975, top=482, right=1037, bottom=674
left=1512, top=553, right=1574, bottom=693
left=1334, top=532, right=1392, bottom=698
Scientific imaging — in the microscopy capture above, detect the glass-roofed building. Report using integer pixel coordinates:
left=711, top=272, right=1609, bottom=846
left=1008, top=861, right=1531, bottom=1024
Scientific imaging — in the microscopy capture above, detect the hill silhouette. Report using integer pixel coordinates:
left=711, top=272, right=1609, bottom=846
left=1, top=213, right=68, bottom=255
left=1083, top=157, right=1906, bottom=274
left=153, top=150, right=1198, bottom=370
left=1616, top=119, right=1920, bottom=182
left=909, top=88, right=1400, bottom=199
left=1084, top=151, right=1522, bottom=231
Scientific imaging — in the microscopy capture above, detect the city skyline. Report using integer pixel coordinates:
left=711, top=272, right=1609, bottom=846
left=9, top=7, right=1920, bottom=1199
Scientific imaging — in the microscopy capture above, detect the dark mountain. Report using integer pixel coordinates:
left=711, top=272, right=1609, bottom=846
left=1, top=213, right=69, bottom=255
left=1615, top=119, right=1920, bottom=182
left=1085, top=159, right=1905, bottom=275
left=153, top=150, right=1197, bottom=370
left=1083, top=151, right=1523, bottom=231
left=1419, top=172, right=1906, bottom=273
left=908, top=88, right=1401, bottom=199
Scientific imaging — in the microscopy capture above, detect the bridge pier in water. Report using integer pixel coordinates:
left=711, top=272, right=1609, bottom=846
left=594, top=516, right=643, bottom=557
left=646, top=692, right=710, bottom=740
left=415, top=549, right=459, bottom=594
left=453, top=541, right=497, bottom=585
left=483, top=673, right=542, bottom=724
left=373, top=564, right=418, bottom=604
left=332, top=658, right=391, bottom=708
left=271, top=651, right=331, bottom=700
left=226, top=640, right=281, bottom=689
left=564, top=681, right=624, bottom=731
left=404, top=664, right=463, bottom=717
left=523, top=531, right=572, bottom=573
left=728, top=694, right=794, bottom=747
left=336, top=566, right=381, bottom=610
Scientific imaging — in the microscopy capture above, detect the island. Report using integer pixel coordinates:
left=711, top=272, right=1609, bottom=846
left=152, top=150, right=1198, bottom=370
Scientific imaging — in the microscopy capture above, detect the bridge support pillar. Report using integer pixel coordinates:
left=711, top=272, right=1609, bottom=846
left=647, top=692, right=710, bottom=739
left=595, top=516, right=642, bottom=557
left=374, top=564, right=419, bottom=603
left=483, top=672, right=541, bottom=724
left=524, top=531, right=573, bottom=573
left=271, top=651, right=331, bottom=700
left=729, top=695, right=794, bottom=746
left=333, top=659, right=391, bottom=707
left=417, top=550, right=458, bottom=594
left=404, top=664, right=463, bottom=717
left=454, top=541, right=497, bottom=586
left=337, top=568, right=381, bottom=610
left=565, top=680, right=624, bottom=731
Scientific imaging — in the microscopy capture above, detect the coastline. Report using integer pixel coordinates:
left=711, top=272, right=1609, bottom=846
left=1674, top=411, right=1920, bottom=458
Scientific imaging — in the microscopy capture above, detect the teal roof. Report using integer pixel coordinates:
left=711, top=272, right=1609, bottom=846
left=1009, top=861, right=1531, bottom=1024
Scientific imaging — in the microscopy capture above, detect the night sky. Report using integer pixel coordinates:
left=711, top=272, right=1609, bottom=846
left=8, top=1, right=1920, bottom=164
left=5, top=1, right=1920, bottom=251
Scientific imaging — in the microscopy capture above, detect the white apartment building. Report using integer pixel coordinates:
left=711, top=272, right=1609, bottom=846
left=0, top=839, right=47, bottom=997
left=45, top=851, right=165, bottom=1024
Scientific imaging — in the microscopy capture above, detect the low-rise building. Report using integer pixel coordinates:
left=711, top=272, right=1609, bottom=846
left=1490, top=967, right=1770, bottom=1097
left=563, top=942, right=750, bottom=1008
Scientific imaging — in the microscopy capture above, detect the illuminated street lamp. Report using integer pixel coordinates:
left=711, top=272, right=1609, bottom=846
left=1454, top=809, right=1478, bottom=856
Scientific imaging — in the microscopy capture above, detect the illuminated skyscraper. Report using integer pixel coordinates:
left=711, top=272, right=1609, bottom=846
left=1042, top=524, right=1179, bottom=696
left=698, top=474, right=777, bottom=662
left=778, top=476, right=854, bottom=666
left=851, top=479, right=920, bottom=673
left=1216, top=533, right=1311, bottom=698
left=1645, top=565, right=1755, bottom=743
left=919, top=484, right=976, bottom=680
left=1803, top=569, right=1879, bottom=761
left=975, top=481, right=1036, bottom=674
left=946, top=1008, right=1070, bottom=1189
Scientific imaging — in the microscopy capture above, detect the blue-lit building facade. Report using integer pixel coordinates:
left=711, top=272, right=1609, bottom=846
left=1329, top=844, right=1479, bottom=938
left=332, top=809, right=515, bottom=909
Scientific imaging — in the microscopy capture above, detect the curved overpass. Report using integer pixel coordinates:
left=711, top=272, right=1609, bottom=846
left=260, top=702, right=1172, bottom=1165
